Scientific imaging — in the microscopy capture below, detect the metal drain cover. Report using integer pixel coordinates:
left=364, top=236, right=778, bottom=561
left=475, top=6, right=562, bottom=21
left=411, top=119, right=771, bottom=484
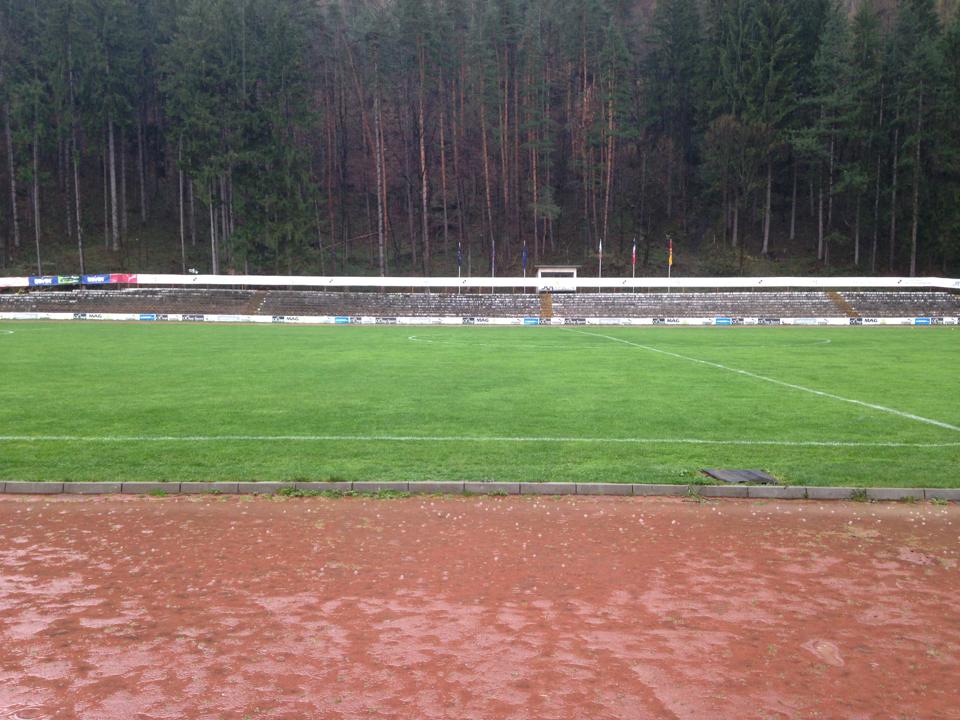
left=702, top=469, right=778, bottom=485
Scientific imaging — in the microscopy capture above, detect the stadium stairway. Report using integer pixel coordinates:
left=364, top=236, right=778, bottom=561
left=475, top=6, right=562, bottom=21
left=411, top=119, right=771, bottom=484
left=827, top=291, right=860, bottom=318
left=243, top=290, right=269, bottom=315
left=539, top=292, right=554, bottom=320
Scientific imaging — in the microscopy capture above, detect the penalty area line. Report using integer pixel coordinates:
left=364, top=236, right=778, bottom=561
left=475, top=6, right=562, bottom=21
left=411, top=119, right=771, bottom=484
left=570, top=330, right=960, bottom=434
left=0, top=435, right=956, bottom=449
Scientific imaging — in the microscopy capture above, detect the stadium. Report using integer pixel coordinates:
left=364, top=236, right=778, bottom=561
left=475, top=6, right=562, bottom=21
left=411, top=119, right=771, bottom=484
left=2, top=270, right=959, bottom=488
left=2, top=272, right=959, bottom=718
left=3, top=0, right=960, bottom=714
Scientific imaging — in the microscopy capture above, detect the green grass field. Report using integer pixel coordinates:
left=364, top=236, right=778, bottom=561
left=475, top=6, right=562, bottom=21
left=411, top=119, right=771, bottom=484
left=1, top=322, right=958, bottom=486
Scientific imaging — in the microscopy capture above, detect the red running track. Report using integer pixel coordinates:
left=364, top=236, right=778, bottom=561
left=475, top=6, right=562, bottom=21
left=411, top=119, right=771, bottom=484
left=1, top=494, right=959, bottom=719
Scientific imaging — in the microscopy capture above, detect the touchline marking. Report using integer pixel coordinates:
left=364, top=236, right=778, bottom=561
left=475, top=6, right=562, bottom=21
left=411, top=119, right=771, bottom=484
left=571, top=330, right=960, bottom=433
left=0, top=434, right=956, bottom=449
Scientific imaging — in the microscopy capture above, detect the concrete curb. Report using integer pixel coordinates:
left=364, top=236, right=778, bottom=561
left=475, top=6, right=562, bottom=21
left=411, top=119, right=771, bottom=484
left=464, top=482, right=520, bottom=495
left=238, top=482, right=293, bottom=494
left=806, top=487, right=856, bottom=501
left=295, top=481, right=352, bottom=493
left=122, top=482, right=177, bottom=494
left=748, top=486, right=807, bottom=500
left=576, top=483, right=632, bottom=496
left=632, top=484, right=689, bottom=496
left=1, top=481, right=957, bottom=502
left=181, top=482, right=239, bottom=494
left=521, top=482, right=577, bottom=495
left=62, top=482, right=122, bottom=494
left=698, top=485, right=749, bottom=498
left=866, top=488, right=923, bottom=502
left=5, top=482, right=64, bottom=494
left=407, top=482, right=466, bottom=495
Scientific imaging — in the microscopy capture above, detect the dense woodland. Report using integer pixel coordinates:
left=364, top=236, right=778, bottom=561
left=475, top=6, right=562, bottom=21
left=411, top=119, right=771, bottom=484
left=0, top=0, right=958, bottom=278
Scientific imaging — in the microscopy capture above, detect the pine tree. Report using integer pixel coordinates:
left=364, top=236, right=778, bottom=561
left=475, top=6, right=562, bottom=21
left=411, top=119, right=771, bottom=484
left=892, top=0, right=942, bottom=276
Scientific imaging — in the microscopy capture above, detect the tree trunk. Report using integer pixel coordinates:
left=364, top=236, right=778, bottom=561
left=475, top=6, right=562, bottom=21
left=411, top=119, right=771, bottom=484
left=102, top=150, right=109, bottom=248
left=480, top=95, right=495, bottom=275
left=178, top=137, right=186, bottom=272
left=451, top=77, right=465, bottom=261
left=817, top=168, right=825, bottom=261
left=72, top=136, right=84, bottom=276
left=313, top=197, right=325, bottom=274
left=120, top=130, right=128, bottom=239
left=731, top=197, right=740, bottom=250
left=325, top=104, right=336, bottom=269
left=32, top=126, right=41, bottom=274
left=827, top=135, right=835, bottom=229
left=854, top=194, right=862, bottom=267
left=188, top=179, right=196, bottom=246
left=438, top=75, right=449, bottom=260
left=417, top=42, right=430, bottom=273
left=889, top=124, right=899, bottom=272
left=530, top=124, right=539, bottom=265
left=666, top=143, right=673, bottom=219
left=513, top=64, right=521, bottom=252
left=789, top=160, right=797, bottom=242
left=209, top=181, right=219, bottom=274
left=378, top=88, right=389, bottom=273
left=373, top=74, right=386, bottom=277
left=639, top=149, right=647, bottom=237
left=4, top=104, right=21, bottom=250
left=137, top=116, right=147, bottom=224
left=63, top=133, right=73, bottom=242
left=871, top=82, right=885, bottom=274
left=762, top=159, right=772, bottom=256
left=219, top=173, right=229, bottom=264
left=909, top=85, right=923, bottom=278
left=499, top=52, right=509, bottom=247
left=602, top=96, right=614, bottom=250
left=107, top=118, right=120, bottom=251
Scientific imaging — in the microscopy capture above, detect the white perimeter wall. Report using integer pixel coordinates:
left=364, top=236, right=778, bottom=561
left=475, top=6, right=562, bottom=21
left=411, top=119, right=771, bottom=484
left=1, top=273, right=959, bottom=291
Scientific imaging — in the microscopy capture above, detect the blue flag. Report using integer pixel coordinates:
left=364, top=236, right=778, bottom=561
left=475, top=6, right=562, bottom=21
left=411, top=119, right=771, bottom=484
left=522, top=242, right=528, bottom=275
left=457, top=241, right=463, bottom=270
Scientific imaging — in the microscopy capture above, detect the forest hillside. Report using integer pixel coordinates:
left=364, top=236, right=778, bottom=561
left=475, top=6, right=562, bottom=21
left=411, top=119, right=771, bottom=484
left=1, top=0, right=958, bottom=278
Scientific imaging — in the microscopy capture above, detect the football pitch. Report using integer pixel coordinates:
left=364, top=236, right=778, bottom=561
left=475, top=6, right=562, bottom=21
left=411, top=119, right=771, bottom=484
left=0, top=321, right=957, bottom=487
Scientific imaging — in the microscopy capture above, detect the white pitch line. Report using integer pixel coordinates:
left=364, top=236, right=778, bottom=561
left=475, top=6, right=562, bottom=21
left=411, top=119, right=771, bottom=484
left=571, top=330, right=960, bottom=433
left=0, top=434, right=956, bottom=448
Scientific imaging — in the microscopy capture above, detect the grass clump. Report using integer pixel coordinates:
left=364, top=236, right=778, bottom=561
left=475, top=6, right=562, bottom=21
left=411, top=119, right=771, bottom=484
left=275, top=487, right=354, bottom=499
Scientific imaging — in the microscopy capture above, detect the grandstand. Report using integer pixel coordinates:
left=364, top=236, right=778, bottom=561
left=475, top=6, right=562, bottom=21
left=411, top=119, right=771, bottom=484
left=1, top=285, right=958, bottom=322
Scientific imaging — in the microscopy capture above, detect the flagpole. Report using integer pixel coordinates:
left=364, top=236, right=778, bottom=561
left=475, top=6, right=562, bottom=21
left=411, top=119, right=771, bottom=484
left=631, top=236, right=636, bottom=295
left=667, top=235, right=673, bottom=294
left=522, top=242, right=527, bottom=294
left=598, top=238, right=603, bottom=288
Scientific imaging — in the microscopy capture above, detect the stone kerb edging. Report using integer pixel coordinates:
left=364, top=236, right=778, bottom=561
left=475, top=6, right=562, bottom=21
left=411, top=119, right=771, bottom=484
left=1, top=481, right=958, bottom=501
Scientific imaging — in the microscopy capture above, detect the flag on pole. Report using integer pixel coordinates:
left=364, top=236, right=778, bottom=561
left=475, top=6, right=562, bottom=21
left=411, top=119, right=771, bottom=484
left=457, top=240, right=463, bottom=271
left=668, top=237, right=674, bottom=268
left=631, top=237, right=637, bottom=272
left=522, top=242, right=528, bottom=277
